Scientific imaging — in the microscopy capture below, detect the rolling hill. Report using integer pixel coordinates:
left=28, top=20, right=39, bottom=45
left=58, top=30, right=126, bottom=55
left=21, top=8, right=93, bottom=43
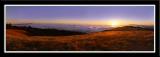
left=6, top=25, right=154, bottom=51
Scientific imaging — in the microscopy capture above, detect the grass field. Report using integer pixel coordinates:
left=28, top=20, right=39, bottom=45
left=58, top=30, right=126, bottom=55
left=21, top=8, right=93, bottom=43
left=6, top=28, right=154, bottom=51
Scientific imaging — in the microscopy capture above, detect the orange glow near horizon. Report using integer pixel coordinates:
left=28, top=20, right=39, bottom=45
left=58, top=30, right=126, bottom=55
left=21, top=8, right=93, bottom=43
left=6, top=19, right=154, bottom=26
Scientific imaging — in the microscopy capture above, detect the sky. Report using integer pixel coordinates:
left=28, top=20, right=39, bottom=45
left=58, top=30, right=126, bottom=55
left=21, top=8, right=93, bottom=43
left=6, top=6, right=154, bottom=26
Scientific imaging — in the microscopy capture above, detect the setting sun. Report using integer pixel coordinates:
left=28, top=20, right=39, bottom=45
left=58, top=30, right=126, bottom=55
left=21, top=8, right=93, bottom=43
left=109, top=20, right=120, bottom=27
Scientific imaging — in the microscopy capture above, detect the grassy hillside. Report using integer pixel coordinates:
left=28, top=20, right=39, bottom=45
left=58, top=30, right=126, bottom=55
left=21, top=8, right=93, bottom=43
left=6, top=30, right=154, bottom=51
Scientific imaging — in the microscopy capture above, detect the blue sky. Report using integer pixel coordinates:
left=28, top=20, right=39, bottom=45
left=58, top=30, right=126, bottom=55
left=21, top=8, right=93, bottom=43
left=6, top=6, right=154, bottom=25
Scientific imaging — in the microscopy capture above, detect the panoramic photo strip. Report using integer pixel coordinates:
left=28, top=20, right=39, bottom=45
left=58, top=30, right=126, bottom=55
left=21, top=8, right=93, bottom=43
left=4, top=5, right=155, bottom=53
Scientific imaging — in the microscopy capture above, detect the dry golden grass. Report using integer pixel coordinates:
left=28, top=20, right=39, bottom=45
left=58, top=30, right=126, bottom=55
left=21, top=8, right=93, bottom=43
left=6, top=29, right=154, bottom=51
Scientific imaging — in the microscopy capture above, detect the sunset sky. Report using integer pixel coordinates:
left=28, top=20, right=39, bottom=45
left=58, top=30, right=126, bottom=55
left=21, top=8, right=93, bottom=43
left=6, top=5, right=154, bottom=26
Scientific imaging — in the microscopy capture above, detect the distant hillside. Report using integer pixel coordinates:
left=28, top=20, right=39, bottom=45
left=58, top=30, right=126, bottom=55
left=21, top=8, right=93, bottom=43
left=6, top=24, right=86, bottom=36
left=7, top=24, right=154, bottom=36
left=104, top=26, right=154, bottom=31
left=25, top=28, right=86, bottom=36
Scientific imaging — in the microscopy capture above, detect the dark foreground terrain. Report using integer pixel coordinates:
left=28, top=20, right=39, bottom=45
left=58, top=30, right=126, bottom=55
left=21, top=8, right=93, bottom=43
left=6, top=25, right=154, bottom=51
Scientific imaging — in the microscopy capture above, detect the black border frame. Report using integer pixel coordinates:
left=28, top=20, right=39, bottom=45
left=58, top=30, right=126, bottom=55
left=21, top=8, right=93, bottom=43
left=1, top=1, right=159, bottom=57
left=1, top=0, right=158, bottom=2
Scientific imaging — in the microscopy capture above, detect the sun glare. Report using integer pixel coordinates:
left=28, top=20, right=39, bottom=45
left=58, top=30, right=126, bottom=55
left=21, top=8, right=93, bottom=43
left=110, top=20, right=119, bottom=27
